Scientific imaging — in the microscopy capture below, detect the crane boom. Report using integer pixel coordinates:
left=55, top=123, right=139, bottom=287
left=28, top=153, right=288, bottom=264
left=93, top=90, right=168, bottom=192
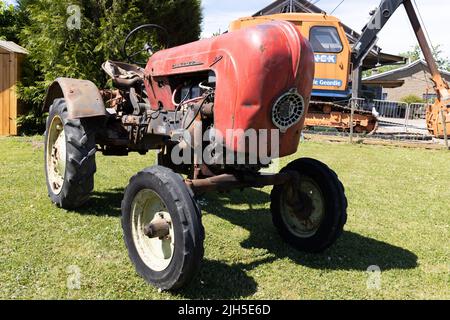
left=352, top=0, right=450, bottom=101
left=402, top=0, right=450, bottom=101
left=352, top=0, right=404, bottom=68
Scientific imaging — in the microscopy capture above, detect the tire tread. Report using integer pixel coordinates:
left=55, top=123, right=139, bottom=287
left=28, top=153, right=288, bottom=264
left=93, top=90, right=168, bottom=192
left=121, top=166, right=204, bottom=291
left=45, top=99, right=98, bottom=210
left=270, top=158, right=348, bottom=253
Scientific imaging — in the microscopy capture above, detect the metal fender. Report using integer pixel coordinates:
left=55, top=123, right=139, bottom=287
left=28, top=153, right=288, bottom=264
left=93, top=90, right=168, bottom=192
left=43, top=77, right=106, bottom=119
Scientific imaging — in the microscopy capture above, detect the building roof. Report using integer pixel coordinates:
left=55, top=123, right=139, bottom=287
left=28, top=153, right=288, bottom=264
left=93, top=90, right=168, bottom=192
left=362, top=79, right=405, bottom=89
left=363, top=59, right=450, bottom=81
left=0, top=41, right=28, bottom=55
left=253, top=0, right=406, bottom=69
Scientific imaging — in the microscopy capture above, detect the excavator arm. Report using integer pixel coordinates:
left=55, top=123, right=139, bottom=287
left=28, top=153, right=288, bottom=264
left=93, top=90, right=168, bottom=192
left=352, top=0, right=404, bottom=68
left=352, top=0, right=450, bottom=138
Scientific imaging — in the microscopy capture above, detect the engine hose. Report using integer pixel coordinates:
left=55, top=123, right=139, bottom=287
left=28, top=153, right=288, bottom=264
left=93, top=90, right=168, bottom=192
left=183, top=95, right=212, bottom=130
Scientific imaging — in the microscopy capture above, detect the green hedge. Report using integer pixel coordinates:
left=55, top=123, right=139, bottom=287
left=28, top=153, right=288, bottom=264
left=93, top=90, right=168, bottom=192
left=2, top=0, right=202, bottom=135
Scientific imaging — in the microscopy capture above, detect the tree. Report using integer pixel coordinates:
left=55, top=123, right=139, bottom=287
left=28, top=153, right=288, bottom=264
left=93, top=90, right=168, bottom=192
left=19, top=0, right=202, bottom=91
left=400, top=94, right=425, bottom=104
left=9, top=0, right=202, bottom=134
left=364, top=44, right=450, bottom=77
left=0, top=1, right=19, bottom=42
left=401, top=44, right=450, bottom=71
left=0, top=0, right=36, bottom=42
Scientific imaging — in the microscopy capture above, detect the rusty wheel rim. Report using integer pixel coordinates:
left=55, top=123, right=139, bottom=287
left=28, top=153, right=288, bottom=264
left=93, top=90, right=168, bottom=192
left=46, top=116, right=66, bottom=195
left=131, top=189, right=174, bottom=272
left=281, top=176, right=325, bottom=238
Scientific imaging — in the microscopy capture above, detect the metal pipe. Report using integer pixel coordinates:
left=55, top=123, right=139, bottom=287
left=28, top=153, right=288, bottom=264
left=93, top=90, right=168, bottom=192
left=403, top=0, right=450, bottom=101
left=186, top=172, right=293, bottom=194
left=350, top=99, right=355, bottom=144
left=441, top=110, right=449, bottom=150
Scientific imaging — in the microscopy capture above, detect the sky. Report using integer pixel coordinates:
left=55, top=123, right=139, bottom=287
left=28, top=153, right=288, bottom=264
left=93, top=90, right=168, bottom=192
left=4, top=0, right=450, bottom=58
left=201, top=0, right=450, bottom=58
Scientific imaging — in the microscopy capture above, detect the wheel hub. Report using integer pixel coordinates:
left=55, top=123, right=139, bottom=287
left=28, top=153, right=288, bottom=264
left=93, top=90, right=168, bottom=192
left=281, top=175, right=325, bottom=238
left=286, top=187, right=314, bottom=221
left=144, top=213, right=172, bottom=240
left=46, top=117, right=66, bottom=195
left=131, top=189, right=175, bottom=272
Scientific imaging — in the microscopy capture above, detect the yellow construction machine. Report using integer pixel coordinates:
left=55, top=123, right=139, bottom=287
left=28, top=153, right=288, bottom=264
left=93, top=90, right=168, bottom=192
left=230, top=0, right=450, bottom=138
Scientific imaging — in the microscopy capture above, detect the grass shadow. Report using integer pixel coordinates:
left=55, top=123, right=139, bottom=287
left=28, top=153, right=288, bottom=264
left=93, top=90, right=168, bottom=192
left=180, top=259, right=258, bottom=299
left=74, top=188, right=124, bottom=217
left=73, top=188, right=259, bottom=299
left=75, top=187, right=419, bottom=271
left=72, top=186, right=418, bottom=298
left=201, top=188, right=418, bottom=272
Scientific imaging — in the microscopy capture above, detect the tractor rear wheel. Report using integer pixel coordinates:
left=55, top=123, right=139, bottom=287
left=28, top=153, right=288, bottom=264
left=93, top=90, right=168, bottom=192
left=270, top=158, right=347, bottom=253
left=121, top=166, right=204, bottom=291
left=44, top=99, right=98, bottom=210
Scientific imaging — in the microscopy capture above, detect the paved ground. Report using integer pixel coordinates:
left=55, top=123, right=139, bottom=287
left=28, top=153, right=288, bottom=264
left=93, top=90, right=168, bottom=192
left=377, top=118, right=429, bottom=136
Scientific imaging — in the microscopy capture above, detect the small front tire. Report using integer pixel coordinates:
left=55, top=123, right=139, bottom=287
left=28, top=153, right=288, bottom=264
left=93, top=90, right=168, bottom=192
left=121, top=166, right=204, bottom=291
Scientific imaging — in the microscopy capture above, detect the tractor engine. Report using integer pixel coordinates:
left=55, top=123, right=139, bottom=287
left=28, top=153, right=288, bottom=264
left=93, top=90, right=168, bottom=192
left=94, top=20, right=314, bottom=174
left=143, top=20, right=314, bottom=171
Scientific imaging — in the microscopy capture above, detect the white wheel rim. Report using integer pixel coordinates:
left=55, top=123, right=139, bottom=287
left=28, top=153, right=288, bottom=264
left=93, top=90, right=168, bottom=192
left=46, top=116, right=66, bottom=195
left=131, top=189, right=175, bottom=272
left=280, top=176, right=325, bottom=238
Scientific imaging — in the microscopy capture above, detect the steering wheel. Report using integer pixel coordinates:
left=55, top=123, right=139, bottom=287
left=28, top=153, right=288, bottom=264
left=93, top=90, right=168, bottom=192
left=123, top=24, right=170, bottom=66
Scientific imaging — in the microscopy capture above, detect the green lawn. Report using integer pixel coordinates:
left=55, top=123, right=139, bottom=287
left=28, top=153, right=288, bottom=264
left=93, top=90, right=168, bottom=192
left=0, top=136, right=448, bottom=300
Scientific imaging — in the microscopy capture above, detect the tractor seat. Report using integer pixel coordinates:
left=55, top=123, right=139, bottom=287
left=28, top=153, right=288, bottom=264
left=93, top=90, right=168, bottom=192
left=102, top=60, right=145, bottom=89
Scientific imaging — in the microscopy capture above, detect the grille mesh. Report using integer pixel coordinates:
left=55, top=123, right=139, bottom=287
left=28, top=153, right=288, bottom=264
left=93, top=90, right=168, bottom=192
left=272, top=89, right=305, bottom=133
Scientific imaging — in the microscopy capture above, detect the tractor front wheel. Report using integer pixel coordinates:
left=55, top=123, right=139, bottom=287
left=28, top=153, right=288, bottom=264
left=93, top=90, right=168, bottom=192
left=270, top=158, right=348, bottom=253
left=121, top=166, right=204, bottom=291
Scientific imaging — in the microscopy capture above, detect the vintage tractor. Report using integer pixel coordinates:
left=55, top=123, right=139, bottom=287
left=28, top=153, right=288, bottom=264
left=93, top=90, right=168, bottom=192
left=43, top=21, right=348, bottom=290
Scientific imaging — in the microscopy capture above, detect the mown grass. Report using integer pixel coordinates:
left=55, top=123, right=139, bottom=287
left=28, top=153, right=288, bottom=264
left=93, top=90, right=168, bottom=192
left=0, top=136, right=448, bottom=300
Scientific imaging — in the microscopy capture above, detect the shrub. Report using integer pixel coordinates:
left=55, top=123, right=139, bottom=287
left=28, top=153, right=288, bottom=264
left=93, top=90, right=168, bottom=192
left=400, top=94, right=425, bottom=104
left=17, top=112, right=48, bottom=136
left=5, top=0, right=203, bottom=135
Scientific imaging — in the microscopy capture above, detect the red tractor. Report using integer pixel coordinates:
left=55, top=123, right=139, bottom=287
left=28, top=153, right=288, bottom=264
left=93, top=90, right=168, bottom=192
left=44, top=21, right=347, bottom=290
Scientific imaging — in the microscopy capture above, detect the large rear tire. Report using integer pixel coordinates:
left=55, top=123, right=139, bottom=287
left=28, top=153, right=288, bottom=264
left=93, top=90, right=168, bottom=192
left=121, top=166, right=204, bottom=291
left=271, top=158, right=347, bottom=253
left=44, top=99, right=97, bottom=210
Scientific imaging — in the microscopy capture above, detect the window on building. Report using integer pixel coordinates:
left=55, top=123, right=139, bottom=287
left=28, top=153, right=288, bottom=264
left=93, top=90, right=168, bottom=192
left=382, top=92, right=388, bottom=101
left=309, top=26, right=343, bottom=53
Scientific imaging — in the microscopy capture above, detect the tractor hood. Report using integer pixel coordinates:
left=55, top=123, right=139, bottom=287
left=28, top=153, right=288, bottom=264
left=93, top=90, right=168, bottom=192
left=144, top=20, right=315, bottom=157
